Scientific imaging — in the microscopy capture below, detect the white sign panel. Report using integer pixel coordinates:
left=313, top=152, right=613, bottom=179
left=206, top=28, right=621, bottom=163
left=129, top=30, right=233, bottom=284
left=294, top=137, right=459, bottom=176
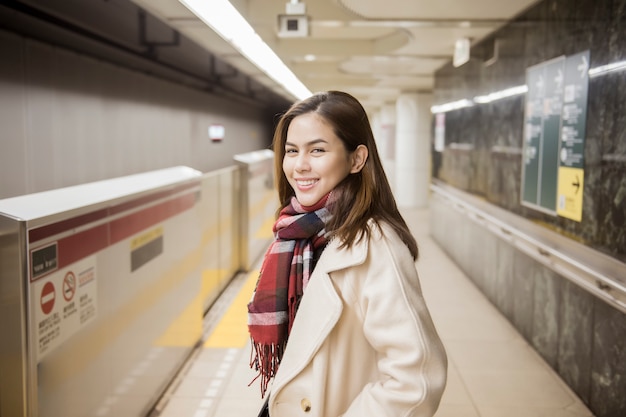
left=33, top=255, right=98, bottom=361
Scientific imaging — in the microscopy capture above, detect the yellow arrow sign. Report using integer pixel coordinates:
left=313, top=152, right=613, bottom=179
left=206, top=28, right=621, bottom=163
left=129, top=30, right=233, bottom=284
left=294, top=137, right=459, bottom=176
left=557, top=166, right=584, bottom=221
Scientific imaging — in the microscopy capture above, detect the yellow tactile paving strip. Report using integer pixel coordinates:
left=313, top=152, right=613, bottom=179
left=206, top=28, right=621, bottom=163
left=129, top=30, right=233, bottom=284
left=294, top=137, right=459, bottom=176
left=203, top=270, right=259, bottom=348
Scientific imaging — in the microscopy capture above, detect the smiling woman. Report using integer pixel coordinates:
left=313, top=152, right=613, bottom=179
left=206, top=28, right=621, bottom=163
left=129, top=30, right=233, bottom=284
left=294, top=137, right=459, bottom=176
left=247, top=90, right=447, bottom=417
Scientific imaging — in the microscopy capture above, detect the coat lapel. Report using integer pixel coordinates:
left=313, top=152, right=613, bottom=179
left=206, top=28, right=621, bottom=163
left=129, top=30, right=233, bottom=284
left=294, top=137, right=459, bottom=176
left=271, top=237, right=368, bottom=393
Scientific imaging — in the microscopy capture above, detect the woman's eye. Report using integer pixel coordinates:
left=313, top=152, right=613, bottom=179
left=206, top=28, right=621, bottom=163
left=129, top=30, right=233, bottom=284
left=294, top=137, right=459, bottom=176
left=285, top=148, right=297, bottom=154
left=312, top=148, right=325, bottom=153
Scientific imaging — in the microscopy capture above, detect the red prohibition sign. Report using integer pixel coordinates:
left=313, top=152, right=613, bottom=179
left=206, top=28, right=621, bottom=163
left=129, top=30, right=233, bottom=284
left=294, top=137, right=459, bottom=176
left=63, top=272, right=77, bottom=302
left=41, top=281, right=55, bottom=315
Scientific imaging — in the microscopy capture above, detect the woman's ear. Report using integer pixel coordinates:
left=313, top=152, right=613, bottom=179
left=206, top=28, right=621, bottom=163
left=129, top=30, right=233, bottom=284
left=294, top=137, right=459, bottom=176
left=350, top=145, right=368, bottom=173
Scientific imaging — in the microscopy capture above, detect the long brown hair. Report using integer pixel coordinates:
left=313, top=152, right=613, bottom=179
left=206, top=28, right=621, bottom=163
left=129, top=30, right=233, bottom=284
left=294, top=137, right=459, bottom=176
left=272, top=91, right=418, bottom=260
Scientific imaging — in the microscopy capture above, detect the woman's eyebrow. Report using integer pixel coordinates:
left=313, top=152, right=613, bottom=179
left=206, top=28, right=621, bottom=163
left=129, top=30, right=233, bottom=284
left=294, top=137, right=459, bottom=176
left=285, top=138, right=328, bottom=147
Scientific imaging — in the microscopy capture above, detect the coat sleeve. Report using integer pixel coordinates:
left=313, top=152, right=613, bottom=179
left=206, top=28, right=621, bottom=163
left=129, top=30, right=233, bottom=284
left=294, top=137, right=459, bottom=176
left=340, top=228, right=447, bottom=417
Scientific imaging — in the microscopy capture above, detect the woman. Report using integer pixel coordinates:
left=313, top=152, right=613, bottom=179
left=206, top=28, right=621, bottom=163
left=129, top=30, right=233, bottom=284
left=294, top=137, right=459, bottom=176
left=248, top=91, right=447, bottom=417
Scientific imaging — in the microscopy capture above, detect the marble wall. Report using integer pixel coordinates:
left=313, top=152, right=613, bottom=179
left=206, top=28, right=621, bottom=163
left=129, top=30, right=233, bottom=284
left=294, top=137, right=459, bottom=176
left=430, top=1, right=626, bottom=416
left=432, top=0, right=626, bottom=264
left=430, top=193, right=626, bottom=417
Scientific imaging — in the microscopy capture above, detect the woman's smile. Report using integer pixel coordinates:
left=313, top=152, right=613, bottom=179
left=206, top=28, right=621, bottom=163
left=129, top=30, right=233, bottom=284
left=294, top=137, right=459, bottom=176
left=295, top=178, right=318, bottom=188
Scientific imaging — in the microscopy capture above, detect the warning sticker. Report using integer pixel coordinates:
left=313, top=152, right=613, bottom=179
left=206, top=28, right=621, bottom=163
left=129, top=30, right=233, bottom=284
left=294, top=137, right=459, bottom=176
left=130, top=226, right=164, bottom=271
left=33, top=256, right=98, bottom=361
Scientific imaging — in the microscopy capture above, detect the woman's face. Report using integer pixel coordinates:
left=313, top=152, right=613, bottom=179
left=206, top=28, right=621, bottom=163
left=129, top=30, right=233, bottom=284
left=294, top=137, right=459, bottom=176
left=283, top=112, right=355, bottom=207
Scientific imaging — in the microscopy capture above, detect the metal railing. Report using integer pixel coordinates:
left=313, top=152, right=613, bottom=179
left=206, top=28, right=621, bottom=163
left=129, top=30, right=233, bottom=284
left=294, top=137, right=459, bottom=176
left=431, top=180, right=626, bottom=314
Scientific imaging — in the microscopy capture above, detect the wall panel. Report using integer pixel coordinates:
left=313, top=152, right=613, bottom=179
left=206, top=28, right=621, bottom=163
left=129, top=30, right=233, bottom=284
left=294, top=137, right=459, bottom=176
left=0, top=30, right=274, bottom=199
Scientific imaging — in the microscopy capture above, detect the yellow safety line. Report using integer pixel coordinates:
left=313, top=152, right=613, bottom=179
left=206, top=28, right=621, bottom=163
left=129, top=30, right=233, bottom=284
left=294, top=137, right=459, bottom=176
left=254, top=215, right=275, bottom=239
left=204, top=270, right=260, bottom=348
left=155, top=268, right=227, bottom=347
left=250, top=189, right=278, bottom=217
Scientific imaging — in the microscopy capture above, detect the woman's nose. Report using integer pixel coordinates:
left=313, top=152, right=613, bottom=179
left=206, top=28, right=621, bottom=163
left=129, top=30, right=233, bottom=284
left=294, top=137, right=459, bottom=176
left=294, top=153, right=310, bottom=171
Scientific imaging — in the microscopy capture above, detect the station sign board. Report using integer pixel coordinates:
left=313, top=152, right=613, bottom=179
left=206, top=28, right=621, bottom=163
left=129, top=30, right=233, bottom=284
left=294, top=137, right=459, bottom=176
left=521, top=50, right=589, bottom=222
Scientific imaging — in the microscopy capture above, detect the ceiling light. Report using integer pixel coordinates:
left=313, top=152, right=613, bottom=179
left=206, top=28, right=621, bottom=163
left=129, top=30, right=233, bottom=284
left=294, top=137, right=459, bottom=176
left=304, top=54, right=316, bottom=62
left=178, top=0, right=312, bottom=100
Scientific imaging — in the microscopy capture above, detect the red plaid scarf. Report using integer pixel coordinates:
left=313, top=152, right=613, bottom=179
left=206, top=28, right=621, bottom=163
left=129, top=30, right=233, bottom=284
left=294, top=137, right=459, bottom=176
left=248, top=193, right=333, bottom=396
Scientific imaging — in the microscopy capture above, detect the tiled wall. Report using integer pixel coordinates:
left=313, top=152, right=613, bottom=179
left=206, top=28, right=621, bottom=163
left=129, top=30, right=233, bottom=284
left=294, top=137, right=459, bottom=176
left=432, top=0, right=626, bottom=264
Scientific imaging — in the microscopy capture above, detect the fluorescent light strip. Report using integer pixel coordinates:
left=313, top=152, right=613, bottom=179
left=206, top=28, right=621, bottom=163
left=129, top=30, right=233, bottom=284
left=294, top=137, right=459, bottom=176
left=430, top=99, right=474, bottom=114
left=589, top=60, right=626, bottom=78
left=431, top=85, right=526, bottom=113
left=178, top=0, right=312, bottom=100
left=473, top=85, right=528, bottom=104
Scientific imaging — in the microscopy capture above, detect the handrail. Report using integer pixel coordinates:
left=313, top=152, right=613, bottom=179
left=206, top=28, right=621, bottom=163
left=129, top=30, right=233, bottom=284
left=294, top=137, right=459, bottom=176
left=431, top=181, right=626, bottom=314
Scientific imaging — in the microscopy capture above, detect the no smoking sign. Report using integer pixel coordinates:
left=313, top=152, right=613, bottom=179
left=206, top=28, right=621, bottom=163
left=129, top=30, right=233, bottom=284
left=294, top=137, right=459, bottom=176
left=63, top=271, right=77, bottom=302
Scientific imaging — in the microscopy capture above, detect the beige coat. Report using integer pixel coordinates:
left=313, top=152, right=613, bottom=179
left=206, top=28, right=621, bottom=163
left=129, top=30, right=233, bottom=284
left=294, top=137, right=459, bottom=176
left=268, top=221, right=447, bottom=417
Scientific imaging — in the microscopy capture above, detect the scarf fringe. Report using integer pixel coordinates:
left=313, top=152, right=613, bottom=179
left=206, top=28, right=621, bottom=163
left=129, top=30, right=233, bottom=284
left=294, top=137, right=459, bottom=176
left=249, top=339, right=286, bottom=398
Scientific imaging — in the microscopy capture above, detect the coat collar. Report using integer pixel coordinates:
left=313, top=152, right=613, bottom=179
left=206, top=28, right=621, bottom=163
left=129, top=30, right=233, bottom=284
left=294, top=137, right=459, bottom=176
left=314, top=233, right=369, bottom=274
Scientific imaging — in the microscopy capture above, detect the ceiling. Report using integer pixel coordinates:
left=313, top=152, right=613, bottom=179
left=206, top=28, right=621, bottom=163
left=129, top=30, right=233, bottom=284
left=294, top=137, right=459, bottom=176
left=128, top=0, right=540, bottom=113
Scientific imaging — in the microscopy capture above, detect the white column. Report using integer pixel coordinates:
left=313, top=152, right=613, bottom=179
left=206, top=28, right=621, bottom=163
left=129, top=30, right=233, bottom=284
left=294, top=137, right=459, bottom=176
left=371, top=111, right=382, bottom=155
left=377, top=104, right=396, bottom=192
left=395, top=93, right=432, bottom=208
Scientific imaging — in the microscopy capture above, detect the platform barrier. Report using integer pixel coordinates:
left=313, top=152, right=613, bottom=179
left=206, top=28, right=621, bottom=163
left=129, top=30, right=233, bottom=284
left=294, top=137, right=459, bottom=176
left=234, top=149, right=277, bottom=272
left=195, top=166, right=241, bottom=313
left=0, top=158, right=276, bottom=417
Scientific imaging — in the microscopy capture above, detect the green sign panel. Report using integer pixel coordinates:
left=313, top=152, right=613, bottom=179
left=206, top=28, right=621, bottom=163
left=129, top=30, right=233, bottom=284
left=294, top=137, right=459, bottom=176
left=521, top=50, right=589, bottom=220
left=557, top=51, right=589, bottom=221
left=559, top=51, right=589, bottom=170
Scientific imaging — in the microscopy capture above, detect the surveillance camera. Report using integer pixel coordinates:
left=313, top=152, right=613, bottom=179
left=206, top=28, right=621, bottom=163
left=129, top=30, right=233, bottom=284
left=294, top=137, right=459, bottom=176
left=277, top=14, right=309, bottom=38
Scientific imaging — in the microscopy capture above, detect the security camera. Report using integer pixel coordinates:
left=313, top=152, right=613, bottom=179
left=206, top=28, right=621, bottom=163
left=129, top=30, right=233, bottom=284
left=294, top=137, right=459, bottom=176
left=277, top=14, right=309, bottom=38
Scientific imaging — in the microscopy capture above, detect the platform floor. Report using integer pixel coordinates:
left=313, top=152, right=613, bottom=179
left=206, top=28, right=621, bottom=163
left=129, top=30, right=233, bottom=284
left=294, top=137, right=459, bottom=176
left=153, top=207, right=594, bottom=417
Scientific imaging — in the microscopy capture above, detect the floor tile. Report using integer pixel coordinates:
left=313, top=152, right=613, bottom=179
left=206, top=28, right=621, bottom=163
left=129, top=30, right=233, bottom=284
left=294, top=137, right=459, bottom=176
left=434, top=404, right=481, bottom=417
left=462, top=370, right=580, bottom=408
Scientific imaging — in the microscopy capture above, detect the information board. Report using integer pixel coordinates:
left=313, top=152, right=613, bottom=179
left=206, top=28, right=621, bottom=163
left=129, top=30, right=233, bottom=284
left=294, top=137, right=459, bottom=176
left=557, top=51, right=589, bottom=221
left=521, top=51, right=589, bottom=221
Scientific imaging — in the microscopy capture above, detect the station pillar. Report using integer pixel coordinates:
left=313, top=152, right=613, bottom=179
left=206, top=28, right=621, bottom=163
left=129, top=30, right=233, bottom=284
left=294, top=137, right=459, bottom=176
left=375, top=104, right=397, bottom=192
left=371, top=110, right=382, bottom=157
left=394, top=93, right=432, bottom=208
